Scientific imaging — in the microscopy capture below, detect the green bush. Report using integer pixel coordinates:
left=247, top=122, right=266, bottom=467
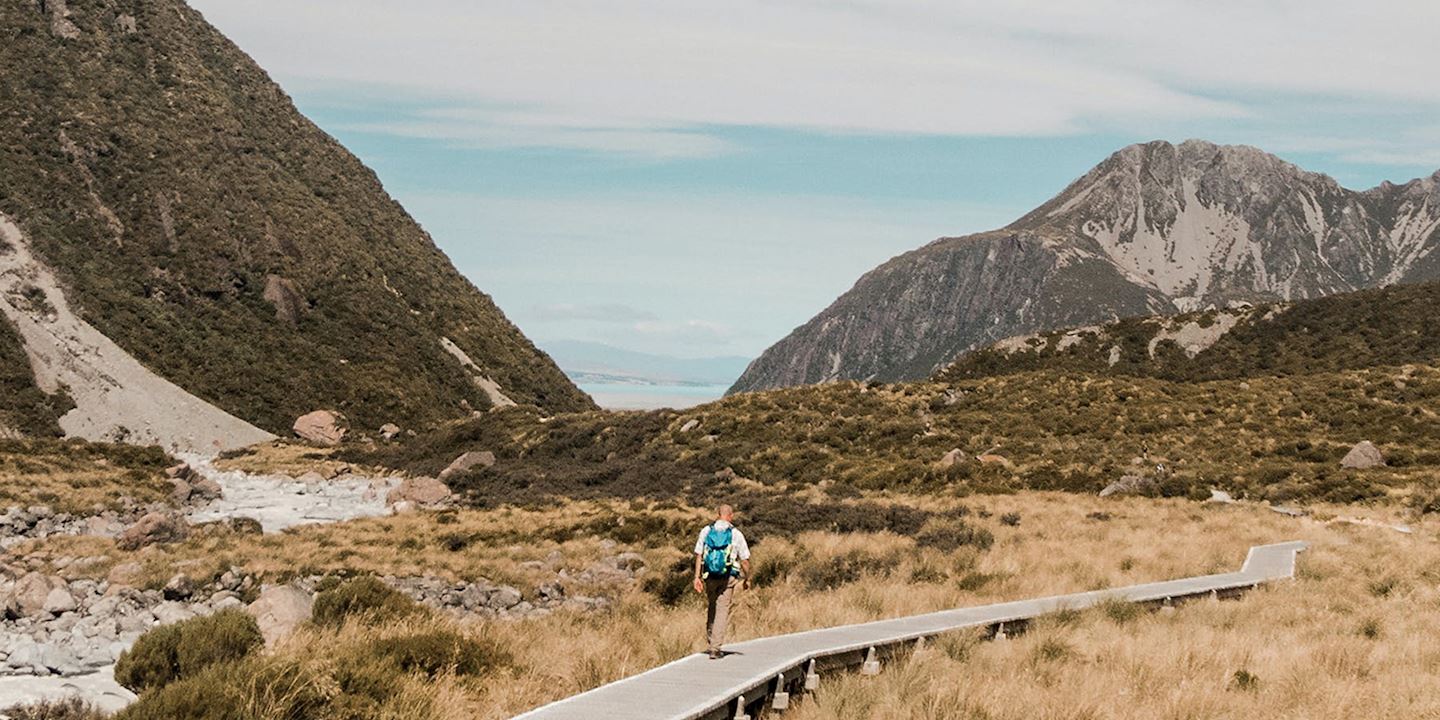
left=117, top=658, right=325, bottom=720
left=312, top=576, right=425, bottom=628
left=335, top=629, right=507, bottom=707
left=115, top=610, right=265, bottom=694
left=1, top=698, right=106, bottom=720
left=914, top=519, right=994, bottom=553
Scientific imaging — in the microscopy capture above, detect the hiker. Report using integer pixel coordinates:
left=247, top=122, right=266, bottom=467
left=692, top=504, right=751, bottom=659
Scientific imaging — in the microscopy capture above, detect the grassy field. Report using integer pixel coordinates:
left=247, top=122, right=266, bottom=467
left=0, top=438, right=172, bottom=513
left=25, top=484, right=1437, bottom=719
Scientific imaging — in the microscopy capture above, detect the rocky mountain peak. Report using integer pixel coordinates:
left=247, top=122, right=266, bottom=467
left=730, top=140, right=1440, bottom=395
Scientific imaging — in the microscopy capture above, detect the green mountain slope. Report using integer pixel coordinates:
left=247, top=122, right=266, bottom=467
left=0, top=0, right=592, bottom=438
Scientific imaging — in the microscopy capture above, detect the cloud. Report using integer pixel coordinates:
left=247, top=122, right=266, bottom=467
left=529, top=302, right=659, bottom=323
left=631, top=319, right=736, bottom=343
left=188, top=0, right=1277, bottom=157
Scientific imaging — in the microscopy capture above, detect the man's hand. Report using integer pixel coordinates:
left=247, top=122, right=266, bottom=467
left=741, top=578, right=751, bottom=590
left=693, top=577, right=704, bottom=594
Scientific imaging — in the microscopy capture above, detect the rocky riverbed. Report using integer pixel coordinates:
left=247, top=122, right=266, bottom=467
left=0, top=454, right=642, bottom=713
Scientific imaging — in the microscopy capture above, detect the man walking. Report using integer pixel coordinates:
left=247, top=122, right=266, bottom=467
left=693, top=504, right=751, bottom=659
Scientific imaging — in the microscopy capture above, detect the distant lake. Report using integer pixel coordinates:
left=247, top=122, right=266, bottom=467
left=580, top=383, right=730, bottom=410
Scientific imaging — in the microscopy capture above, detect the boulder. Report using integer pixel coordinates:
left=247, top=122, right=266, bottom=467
left=1341, top=441, right=1386, bottom=470
left=1207, top=489, right=1237, bottom=504
left=152, top=601, right=196, bottom=626
left=246, top=585, right=313, bottom=645
left=1099, top=474, right=1156, bottom=498
left=938, top=449, right=967, bottom=468
left=116, top=512, right=188, bottom=551
left=292, top=410, right=347, bottom=446
left=976, top=454, right=1012, bottom=468
left=164, top=463, right=195, bottom=480
left=680, top=419, right=700, bottom=433
left=379, top=423, right=401, bottom=440
left=163, top=573, right=195, bottom=601
left=386, top=476, right=452, bottom=507
left=190, top=477, right=223, bottom=501
left=487, top=586, right=522, bottom=610
left=612, top=552, right=647, bottom=573
left=106, top=561, right=145, bottom=589
left=438, top=451, right=496, bottom=480
left=42, top=586, right=77, bottom=615
left=9, top=573, right=62, bottom=618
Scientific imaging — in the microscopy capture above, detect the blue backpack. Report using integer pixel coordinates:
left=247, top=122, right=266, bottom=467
left=702, top=525, right=735, bottom=577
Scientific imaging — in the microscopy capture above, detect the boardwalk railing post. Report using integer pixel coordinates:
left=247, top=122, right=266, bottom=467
left=772, top=673, right=790, bottom=710
left=734, top=694, right=749, bottom=720
left=861, top=647, right=880, bottom=675
left=995, top=622, right=1007, bottom=641
left=804, top=659, right=820, bottom=691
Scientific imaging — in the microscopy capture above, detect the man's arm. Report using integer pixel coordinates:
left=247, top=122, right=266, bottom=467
left=740, top=559, right=751, bottom=589
left=693, top=552, right=705, bottom=594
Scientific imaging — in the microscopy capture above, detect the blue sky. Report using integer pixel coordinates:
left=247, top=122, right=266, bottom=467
left=190, top=1, right=1440, bottom=358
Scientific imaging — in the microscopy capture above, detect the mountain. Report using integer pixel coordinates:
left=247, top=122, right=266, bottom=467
left=936, top=281, right=1440, bottom=383
left=540, top=340, right=751, bottom=386
left=0, top=0, right=591, bottom=450
left=730, top=140, right=1440, bottom=393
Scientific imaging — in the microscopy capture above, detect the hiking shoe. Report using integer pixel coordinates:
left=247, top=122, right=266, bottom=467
left=708, top=650, right=722, bottom=660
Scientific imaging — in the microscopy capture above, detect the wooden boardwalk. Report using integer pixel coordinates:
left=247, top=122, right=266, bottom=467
left=514, top=541, right=1306, bottom=720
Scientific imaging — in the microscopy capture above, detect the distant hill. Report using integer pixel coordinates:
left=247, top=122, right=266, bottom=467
left=732, top=140, right=1440, bottom=394
left=0, top=0, right=591, bottom=449
left=541, top=340, right=750, bottom=387
left=937, top=281, right=1440, bottom=383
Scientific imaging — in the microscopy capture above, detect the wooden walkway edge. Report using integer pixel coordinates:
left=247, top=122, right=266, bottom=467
left=513, top=541, right=1307, bottom=720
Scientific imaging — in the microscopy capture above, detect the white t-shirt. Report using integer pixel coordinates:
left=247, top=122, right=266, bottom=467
left=694, top=520, right=750, bottom=560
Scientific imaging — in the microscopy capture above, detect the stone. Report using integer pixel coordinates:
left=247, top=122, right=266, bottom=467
left=152, top=601, right=196, bottom=626
left=386, top=476, right=451, bottom=507
left=976, top=454, right=1012, bottom=468
left=938, top=449, right=967, bottom=468
left=390, top=501, right=417, bottom=515
left=1207, top=489, right=1237, bottom=504
left=9, top=573, right=61, bottom=618
left=1099, top=474, right=1156, bottom=498
left=488, top=586, right=522, bottom=610
left=168, top=478, right=193, bottom=504
left=106, top=562, right=145, bottom=589
left=163, top=573, right=194, bottom=600
left=680, top=419, right=700, bottom=433
left=1341, top=441, right=1386, bottom=470
left=379, top=423, right=401, bottom=440
left=292, top=410, right=347, bottom=446
left=40, top=644, right=84, bottom=676
left=537, top=581, right=565, bottom=601
left=42, top=586, right=77, bottom=615
left=116, top=512, right=188, bottom=550
left=246, top=585, right=313, bottom=645
left=164, top=462, right=195, bottom=480
left=190, top=477, right=223, bottom=501
left=612, top=552, right=647, bottom=573
left=263, top=274, right=308, bottom=325
left=438, top=451, right=496, bottom=480
left=713, top=467, right=738, bottom=482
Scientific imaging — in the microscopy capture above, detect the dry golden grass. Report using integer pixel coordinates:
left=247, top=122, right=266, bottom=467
left=271, top=493, right=1440, bottom=719
left=28, top=489, right=1440, bottom=719
left=0, top=440, right=171, bottom=514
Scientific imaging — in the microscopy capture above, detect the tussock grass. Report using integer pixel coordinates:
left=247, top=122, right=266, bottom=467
left=0, top=438, right=172, bottom=513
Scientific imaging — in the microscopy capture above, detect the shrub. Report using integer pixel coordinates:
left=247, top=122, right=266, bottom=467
left=117, top=658, right=326, bottom=720
left=115, top=610, right=263, bottom=694
left=2, top=698, right=106, bottom=720
left=1229, top=669, right=1260, bottom=692
left=336, top=629, right=507, bottom=706
left=312, top=576, right=425, bottom=628
left=798, top=549, right=898, bottom=591
left=915, top=519, right=995, bottom=553
left=1098, top=598, right=1143, bottom=625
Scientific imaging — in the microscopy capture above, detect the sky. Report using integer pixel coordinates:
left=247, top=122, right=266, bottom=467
left=189, top=0, right=1440, bottom=360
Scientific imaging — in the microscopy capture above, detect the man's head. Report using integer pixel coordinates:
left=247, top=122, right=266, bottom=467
left=716, top=504, right=734, bottom=522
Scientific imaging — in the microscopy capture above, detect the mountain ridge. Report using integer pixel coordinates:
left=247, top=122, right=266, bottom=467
left=730, top=139, right=1440, bottom=394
